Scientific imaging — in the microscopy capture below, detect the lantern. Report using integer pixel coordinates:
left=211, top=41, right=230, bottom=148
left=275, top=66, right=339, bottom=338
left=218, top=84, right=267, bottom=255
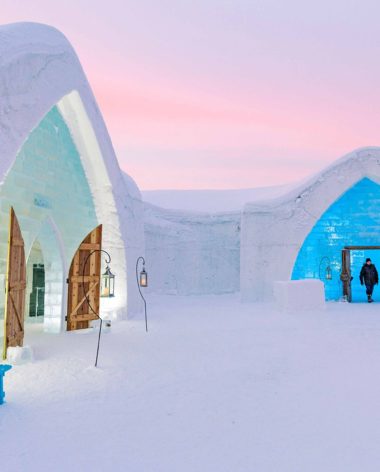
left=319, top=256, right=333, bottom=281
left=139, top=266, right=148, bottom=287
left=101, top=265, right=115, bottom=297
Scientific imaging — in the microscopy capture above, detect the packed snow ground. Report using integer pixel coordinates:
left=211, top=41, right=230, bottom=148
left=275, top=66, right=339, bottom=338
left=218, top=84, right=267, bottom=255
left=2, top=294, right=380, bottom=471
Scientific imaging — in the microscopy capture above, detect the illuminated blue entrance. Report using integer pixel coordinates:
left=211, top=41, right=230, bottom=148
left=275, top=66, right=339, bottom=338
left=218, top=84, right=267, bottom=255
left=292, top=178, right=380, bottom=301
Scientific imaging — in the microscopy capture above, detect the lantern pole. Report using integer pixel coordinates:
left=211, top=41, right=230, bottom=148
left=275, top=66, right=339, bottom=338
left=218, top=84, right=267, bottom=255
left=82, top=249, right=112, bottom=367
left=136, top=256, right=148, bottom=332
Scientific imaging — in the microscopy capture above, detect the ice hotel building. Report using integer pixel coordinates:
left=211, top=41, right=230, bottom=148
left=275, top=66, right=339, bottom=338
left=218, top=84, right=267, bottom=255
left=1, top=21, right=379, bottom=359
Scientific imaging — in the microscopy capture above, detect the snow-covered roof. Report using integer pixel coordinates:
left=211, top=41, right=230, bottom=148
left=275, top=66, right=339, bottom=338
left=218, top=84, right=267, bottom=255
left=142, top=184, right=294, bottom=213
left=244, top=146, right=380, bottom=212
left=143, top=147, right=380, bottom=214
left=0, top=21, right=69, bottom=54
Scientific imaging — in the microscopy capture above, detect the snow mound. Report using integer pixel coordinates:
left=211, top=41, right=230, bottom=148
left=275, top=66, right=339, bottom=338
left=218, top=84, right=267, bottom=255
left=7, top=346, right=34, bottom=365
left=273, top=280, right=326, bottom=312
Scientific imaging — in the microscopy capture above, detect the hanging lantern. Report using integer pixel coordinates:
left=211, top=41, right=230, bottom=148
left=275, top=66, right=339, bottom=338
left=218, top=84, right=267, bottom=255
left=139, top=266, right=148, bottom=287
left=319, top=256, right=333, bottom=281
left=101, top=265, right=115, bottom=297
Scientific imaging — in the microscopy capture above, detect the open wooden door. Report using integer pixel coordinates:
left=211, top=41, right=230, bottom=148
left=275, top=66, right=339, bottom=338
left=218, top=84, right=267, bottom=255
left=3, top=208, right=26, bottom=359
left=67, top=225, right=102, bottom=331
left=340, top=248, right=352, bottom=302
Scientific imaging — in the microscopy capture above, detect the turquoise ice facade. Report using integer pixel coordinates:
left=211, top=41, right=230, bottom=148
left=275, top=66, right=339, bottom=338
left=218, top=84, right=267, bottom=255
left=292, top=178, right=380, bottom=301
left=0, top=105, right=98, bottom=333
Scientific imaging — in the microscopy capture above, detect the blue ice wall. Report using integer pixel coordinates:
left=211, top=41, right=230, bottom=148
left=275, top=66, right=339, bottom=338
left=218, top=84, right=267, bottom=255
left=292, top=178, right=380, bottom=301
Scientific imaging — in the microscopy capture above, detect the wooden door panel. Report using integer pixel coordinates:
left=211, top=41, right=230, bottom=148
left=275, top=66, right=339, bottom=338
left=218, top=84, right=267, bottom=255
left=67, top=225, right=102, bottom=331
left=3, top=208, right=26, bottom=359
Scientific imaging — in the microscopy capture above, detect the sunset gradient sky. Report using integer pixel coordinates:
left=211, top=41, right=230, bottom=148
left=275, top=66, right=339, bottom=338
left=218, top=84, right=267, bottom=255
left=2, top=0, right=380, bottom=190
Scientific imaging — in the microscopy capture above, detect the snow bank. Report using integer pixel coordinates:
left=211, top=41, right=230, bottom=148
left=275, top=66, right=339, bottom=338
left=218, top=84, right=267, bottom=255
left=7, top=346, right=34, bottom=364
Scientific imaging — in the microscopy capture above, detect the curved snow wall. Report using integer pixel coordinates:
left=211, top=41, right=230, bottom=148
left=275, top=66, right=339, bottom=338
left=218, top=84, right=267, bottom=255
left=144, top=204, right=241, bottom=295
left=292, top=177, right=380, bottom=301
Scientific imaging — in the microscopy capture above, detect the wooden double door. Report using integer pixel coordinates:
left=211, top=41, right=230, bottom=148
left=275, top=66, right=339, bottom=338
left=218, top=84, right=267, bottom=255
left=2, top=208, right=102, bottom=358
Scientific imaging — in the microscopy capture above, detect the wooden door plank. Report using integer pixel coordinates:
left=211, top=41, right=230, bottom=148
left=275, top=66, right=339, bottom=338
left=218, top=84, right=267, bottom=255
left=79, top=243, right=101, bottom=251
left=69, top=281, right=99, bottom=317
left=9, top=293, right=24, bottom=332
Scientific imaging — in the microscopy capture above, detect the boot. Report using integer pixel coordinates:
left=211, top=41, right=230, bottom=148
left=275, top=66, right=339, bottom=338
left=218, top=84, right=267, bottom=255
left=368, top=294, right=374, bottom=303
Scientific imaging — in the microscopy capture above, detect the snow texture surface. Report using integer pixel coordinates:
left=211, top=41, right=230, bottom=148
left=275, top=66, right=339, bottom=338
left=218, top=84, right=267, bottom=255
left=144, top=203, right=240, bottom=294
left=2, top=295, right=380, bottom=471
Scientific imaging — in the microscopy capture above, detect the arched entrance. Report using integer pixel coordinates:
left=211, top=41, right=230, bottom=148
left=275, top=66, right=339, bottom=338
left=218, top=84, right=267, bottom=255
left=292, top=177, right=380, bottom=300
left=33, top=217, right=66, bottom=333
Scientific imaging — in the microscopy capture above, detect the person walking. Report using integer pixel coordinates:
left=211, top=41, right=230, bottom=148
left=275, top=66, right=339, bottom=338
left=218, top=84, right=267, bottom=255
left=360, top=258, right=379, bottom=303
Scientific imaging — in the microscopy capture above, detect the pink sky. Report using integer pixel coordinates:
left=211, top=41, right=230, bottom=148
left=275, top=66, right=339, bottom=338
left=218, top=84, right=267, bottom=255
left=2, top=0, right=380, bottom=190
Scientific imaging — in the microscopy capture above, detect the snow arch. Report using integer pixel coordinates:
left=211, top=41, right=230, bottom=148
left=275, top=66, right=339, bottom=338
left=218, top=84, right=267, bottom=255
left=241, top=148, right=380, bottom=302
left=0, top=22, right=144, bottom=319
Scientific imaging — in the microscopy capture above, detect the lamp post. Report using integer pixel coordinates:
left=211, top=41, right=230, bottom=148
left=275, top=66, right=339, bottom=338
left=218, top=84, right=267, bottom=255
left=136, top=256, right=148, bottom=332
left=82, top=249, right=114, bottom=367
left=319, top=256, right=332, bottom=280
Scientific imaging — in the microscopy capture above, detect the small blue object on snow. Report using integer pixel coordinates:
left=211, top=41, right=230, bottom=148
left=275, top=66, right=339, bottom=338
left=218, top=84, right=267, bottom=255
left=0, top=365, right=12, bottom=405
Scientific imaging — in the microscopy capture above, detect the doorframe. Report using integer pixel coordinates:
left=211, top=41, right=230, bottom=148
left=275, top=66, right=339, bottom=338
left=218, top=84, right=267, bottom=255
left=44, top=216, right=67, bottom=333
left=341, top=246, right=380, bottom=302
left=29, top=216, right=67, bottom=333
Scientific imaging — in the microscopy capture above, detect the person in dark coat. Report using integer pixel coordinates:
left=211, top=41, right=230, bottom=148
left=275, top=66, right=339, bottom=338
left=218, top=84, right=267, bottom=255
left=360, top=258, right=379, bottom=303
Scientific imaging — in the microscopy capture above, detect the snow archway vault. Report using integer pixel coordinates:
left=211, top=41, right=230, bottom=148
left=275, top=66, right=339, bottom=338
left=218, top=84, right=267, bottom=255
left=0, top=22, right=144, bottom=324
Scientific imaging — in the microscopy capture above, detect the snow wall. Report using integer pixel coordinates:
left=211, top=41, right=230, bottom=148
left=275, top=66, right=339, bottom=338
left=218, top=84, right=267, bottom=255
left=144, top=203, right=241, bottom=295
left=0, top=22, right=144, bottom=320
left=241, top=147, right=380, bottom=302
